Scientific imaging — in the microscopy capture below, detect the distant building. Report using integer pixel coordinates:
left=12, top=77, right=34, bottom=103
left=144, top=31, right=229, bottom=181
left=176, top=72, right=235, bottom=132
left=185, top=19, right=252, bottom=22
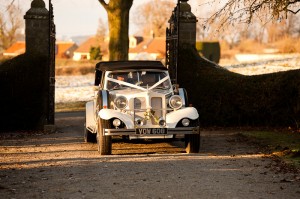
left=3, top=41, right=78, bottom=59
left=129, top=37, right=166, bottom=61
left=55, top=41, right=78, bottom=59
left=3, top=41, right=25, bottom=57
left=73, top=35, right=144, bottom=61
left=73, top=36, right=108, bottom=61
left=129, top=36, right=143, bottom=48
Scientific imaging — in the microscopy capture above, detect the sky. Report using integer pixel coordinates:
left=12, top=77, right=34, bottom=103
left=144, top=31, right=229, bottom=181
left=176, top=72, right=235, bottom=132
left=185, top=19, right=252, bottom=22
left=0, top=0, right=206, bottom=40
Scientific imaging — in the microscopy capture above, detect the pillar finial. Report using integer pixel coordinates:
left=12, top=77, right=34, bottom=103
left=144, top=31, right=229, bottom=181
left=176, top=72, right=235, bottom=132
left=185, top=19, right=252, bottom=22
left=31, top=0, right=46, bottom=8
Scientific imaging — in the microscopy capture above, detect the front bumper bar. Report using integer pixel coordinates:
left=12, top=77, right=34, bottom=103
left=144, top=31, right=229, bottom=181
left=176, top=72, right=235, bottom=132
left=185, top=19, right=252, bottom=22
left=104, top=127, right=200, bottom=136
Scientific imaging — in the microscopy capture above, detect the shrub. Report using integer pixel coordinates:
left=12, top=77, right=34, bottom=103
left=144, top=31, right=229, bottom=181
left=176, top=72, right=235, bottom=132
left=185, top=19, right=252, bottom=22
left=237, top=39, right=265, bottom=53
left=56, top=65, right=94, bottom=76
left=90, top=46, right=102, bottom=60
left=196, top=41, right=221, bottom=63
left=275, top=37, right=300, bottom=53
left=0, top=54, right=48, bottom=131
left=178, top=45, right=300, bottom=129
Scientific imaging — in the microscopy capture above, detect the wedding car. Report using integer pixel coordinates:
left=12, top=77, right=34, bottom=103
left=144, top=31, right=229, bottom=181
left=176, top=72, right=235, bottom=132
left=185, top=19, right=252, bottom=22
left=84, top=61, right=200, bottom=155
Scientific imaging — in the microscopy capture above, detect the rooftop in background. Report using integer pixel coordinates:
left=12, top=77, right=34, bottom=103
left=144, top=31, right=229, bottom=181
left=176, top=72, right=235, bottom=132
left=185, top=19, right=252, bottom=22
left=129, top=37, right=166, bottom=60
left=129, top=37, right=166, bottom=55
left=56, top=41, right=78, bottom=59
left=74, top=36, right=108, bottom=53
left=3, top=42, right=25, bottom=56
left=3, top=41, right=78, bottom=59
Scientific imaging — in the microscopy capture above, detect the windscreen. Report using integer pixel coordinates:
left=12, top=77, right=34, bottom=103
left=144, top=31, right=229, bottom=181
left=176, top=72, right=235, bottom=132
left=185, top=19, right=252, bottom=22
left=106, top=71, right=171, bottom=91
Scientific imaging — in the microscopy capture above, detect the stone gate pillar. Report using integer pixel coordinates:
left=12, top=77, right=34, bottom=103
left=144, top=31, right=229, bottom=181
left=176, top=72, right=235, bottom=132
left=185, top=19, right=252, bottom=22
left=24, top=0, right=56, bottom=131
left=24, top=0, right=49, bottom=55
left=166, top=0, right=197, bottom=84
left=178, top=0, right=197, bottom=47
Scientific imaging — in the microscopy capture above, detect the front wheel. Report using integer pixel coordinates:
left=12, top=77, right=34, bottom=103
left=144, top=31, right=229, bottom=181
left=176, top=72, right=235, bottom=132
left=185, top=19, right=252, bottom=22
left=97, top=118, right=112, bottom=155
left=185, top=132, right=200, bottom=153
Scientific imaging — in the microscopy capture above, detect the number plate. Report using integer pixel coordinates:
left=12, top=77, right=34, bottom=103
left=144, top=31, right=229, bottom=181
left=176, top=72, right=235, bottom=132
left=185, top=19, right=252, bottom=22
left=136, top=128, right=167, bottom=135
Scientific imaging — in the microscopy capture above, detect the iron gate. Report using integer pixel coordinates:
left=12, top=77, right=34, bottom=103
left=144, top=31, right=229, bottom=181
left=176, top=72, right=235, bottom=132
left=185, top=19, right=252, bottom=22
left=166, top=1, right=180, bottom=84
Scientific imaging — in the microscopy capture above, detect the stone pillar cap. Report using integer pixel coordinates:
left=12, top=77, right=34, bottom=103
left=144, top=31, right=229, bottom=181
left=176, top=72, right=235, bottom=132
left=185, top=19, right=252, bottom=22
left=31, top=0, right=46, bottom=8
left=25, top=0, right=48, bottom=17
left=180, top=1, right=191, bottom=12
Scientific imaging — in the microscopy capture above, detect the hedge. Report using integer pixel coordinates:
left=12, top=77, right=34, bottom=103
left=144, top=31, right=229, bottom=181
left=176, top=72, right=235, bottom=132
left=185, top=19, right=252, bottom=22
left=178, top=45, right=300, bottom=129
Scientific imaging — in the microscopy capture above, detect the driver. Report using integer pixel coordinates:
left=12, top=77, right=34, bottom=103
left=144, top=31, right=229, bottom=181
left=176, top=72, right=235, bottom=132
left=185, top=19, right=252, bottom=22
left=127, top=72, right=135, bottom=84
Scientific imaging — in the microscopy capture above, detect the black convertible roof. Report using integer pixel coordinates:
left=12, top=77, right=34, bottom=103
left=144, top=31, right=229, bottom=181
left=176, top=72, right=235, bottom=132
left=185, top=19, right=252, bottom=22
left=95, top=61, right=167, bottom=71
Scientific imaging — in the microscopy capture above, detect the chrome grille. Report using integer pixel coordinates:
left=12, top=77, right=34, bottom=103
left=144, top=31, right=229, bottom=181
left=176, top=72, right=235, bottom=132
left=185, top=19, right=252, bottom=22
left=134, top=97, right=146, bottom=109
left=133, top=96, right=164, bottom=126
left=151, top=97, right=162, bottom=118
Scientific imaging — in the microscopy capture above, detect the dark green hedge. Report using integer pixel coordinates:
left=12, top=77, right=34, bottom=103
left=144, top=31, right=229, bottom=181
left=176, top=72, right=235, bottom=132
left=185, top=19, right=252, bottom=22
left=196, top=41, right=221, bottom=64
left=178, top=46, right=300, bottom=129
left=0, top=54, right=48, bottom=131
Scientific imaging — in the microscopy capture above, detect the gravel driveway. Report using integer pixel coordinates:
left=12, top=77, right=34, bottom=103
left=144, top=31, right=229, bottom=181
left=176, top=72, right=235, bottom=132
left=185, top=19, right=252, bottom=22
left=0, top=111, right=299, bottom=198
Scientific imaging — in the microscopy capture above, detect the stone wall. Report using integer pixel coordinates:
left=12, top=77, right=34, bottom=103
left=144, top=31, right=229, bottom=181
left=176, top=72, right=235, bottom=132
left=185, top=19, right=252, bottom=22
left=0, top=0, right=51, bottom=131
left=0, top=55, right=48, bottom=131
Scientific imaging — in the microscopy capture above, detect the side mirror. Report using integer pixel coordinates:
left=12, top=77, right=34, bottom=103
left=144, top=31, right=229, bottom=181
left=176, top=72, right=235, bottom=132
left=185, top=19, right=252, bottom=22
left=173, top=84, right=179, bottom=94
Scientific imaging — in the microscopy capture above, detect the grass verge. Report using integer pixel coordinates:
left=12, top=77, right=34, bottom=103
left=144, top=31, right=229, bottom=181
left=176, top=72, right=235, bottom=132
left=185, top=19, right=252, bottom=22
left=241, top=131, right=300, bottom=169
left=55, top=101, right=86, bottom=112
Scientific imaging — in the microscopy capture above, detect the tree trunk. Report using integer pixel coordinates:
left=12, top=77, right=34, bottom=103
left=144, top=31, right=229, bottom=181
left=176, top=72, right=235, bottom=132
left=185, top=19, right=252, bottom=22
left=99, top=0, right=133, bottom=61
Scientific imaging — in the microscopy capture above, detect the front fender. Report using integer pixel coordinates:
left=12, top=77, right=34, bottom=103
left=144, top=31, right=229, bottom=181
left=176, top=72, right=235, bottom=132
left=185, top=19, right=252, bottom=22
left=86, top=101, right=96, bottom=133
left=99, top=109, right=134, bottom=129
left=166, top=107, right=199, bottom=128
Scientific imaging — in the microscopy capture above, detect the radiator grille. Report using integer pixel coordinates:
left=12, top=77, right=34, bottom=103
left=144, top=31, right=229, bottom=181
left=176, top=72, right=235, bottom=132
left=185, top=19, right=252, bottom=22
left=133, top=97, right=163, bottom=125
left=134, top=97, right=146, bottom=109
left=151, top=97, right=162, bottom=118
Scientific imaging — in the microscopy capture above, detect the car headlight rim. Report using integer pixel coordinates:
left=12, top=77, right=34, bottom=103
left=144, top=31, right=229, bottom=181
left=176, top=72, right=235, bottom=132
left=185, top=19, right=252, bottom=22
left=114, top=96, right=128, bottom=110
left=182, top=118, right=190, bottom=127
left=113, top=118, right=121, bottom=127
left=135, top=118, right=144, bottom=127
left=158, top=117, right=166, bottom=127
left=169, top=95, right=183, bottom=109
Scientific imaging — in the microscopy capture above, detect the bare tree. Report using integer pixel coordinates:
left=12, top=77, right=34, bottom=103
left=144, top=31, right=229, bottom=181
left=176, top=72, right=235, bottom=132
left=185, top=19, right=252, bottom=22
left=96, top=18, right=108, bottom=42
left=206, top=0, right=300, bottom=29
left=265, top=13, right=300, bottom=42
left=279, top=14, right=300, bottom=37
left=97, top=0, right=299, bottom=60
left=0, top=3, right=24, bottom=50
left=132, top=0, right=175, bottom=37
left=98, top=0, right=133, bottom=61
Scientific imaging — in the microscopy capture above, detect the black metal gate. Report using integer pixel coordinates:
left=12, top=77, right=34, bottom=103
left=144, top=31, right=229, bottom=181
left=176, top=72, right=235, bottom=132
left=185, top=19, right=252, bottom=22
left=166, top=1, right=180, bottom=84
left=48, top=0, right=56, bottom=125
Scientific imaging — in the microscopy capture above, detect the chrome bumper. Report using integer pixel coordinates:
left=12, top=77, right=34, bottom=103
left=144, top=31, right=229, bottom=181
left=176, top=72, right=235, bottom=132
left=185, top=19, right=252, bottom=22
left=103, top=127, right=200, bottom=136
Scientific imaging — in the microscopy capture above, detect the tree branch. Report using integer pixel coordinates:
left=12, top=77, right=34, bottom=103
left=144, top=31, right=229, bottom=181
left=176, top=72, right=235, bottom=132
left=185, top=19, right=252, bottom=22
left=288, top=8, right=300, bottom=14
left=6, top=0, right=16, bottom=12
left=98, top=0, right=109, bottom=11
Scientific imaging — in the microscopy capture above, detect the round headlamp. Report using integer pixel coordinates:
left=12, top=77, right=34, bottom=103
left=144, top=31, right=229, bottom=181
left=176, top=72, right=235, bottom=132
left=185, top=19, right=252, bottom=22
left=114, top=96, right=128, bottom=110
left=169, top=95, right=183, bottom=109
left=135, top=118, right=144, bottom=127
left=113, top=119, right=121, bottom=127
left=182, top=118, right=190, bottom=127
left=158, top=118, right=166, bottom=127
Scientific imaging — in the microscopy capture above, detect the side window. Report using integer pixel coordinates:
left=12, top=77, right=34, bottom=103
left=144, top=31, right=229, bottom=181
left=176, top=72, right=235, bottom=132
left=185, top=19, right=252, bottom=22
left=100, top=72, right=106, bottom=88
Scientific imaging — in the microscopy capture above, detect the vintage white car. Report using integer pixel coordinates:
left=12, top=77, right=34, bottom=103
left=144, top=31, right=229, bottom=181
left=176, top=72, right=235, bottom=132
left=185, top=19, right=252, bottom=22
left=84, top=61, right=200, bottom=155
